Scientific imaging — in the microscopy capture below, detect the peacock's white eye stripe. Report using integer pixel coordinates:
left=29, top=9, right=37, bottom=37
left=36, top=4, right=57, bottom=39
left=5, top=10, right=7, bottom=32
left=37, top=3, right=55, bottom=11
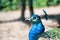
left=33, top=18, right=37, bottom=21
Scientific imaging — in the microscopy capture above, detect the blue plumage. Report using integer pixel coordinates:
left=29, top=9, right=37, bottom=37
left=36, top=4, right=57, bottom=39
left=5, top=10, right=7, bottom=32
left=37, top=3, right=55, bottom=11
left=28, top=15, right=45, bottom=40
left=25, top=9, right=48, bottom=40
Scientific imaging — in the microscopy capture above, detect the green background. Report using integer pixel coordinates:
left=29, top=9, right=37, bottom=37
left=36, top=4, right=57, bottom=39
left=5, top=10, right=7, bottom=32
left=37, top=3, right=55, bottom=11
left=0, top=0, right=60, bottom=11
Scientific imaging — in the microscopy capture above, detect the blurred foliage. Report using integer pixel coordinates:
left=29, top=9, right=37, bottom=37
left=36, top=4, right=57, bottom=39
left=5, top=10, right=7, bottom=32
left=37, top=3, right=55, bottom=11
left=0, top=0, right=20, bottom=11
left=46, top=28, right=60, bottom=38
left=0, top=0, right=60, bottom=11
left=47, top=0, right=60, bottom=6
left=33, top=0, right=48, bottom=8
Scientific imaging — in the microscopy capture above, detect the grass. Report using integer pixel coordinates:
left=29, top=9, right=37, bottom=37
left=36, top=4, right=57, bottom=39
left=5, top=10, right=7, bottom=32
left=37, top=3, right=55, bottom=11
left=45, top=28, right=60, bottom=38
left=39, top=28, right=60, bottom=40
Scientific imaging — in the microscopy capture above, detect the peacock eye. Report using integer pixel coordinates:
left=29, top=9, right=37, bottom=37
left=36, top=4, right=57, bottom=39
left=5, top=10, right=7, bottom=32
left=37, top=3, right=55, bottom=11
left=33, top=17, right=36, bottom=19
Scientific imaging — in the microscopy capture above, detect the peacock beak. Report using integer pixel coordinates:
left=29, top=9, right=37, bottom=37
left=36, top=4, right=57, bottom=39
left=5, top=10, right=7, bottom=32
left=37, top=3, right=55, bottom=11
left=25, top=18, right=31, bottom=21
left=25, top=17, right=33, bottom=21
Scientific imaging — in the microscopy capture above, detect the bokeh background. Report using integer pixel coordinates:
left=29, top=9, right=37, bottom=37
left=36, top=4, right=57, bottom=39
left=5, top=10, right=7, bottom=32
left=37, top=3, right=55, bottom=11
left=0, top=0, right=60, bottom=11
left=0, top=0, right=60, bottom=40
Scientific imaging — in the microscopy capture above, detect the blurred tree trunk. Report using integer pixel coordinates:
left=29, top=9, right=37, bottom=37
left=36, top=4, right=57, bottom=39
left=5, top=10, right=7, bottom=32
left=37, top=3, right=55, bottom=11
left=20, top=0, right=34, bottom=21
left=9, top=0, right=13, bottom=10
left=0, top=0, right=2, bottom=10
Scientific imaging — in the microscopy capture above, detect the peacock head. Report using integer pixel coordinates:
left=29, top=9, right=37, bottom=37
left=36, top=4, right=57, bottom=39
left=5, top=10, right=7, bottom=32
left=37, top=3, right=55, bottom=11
left=25, top=14, right=41, bottom=23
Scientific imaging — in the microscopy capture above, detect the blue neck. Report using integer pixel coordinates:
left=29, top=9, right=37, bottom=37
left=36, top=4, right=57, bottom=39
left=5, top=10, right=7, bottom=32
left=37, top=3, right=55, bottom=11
left=33, top=20, right=42, bottom=25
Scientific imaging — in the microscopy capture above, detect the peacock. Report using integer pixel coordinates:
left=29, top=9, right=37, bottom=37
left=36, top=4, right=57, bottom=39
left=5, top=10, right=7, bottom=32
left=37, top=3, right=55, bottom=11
left=26, top=9, right=49, bottom=40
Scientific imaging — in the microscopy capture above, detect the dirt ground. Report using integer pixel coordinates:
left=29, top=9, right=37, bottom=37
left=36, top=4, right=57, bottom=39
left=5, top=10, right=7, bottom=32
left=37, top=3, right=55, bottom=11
left=0, top=21, right=29, bottom=40
left=0, top=5, right=60, bottom=40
